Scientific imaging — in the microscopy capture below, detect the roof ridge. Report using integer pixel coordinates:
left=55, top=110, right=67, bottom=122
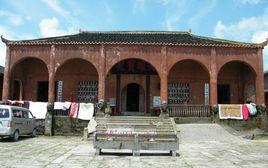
left=79, top=30, right=190, bottom=35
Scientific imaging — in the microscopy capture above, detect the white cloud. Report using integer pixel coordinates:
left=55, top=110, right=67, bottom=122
left=213, top=14, right=268, bottom=70
left=0, top=44, right=5, bottom=67
left=214, top=15, right=268, bottom=41
left=0, top=26, right=36, bottom=67
left=188, top=0, right=217, bottom=32
left=251, top=30, right=268, bottom=43
left=166, top=16, right=181, bottom=31
left=0, top=26, right=15, bottom=67
left=133, top=0, right=145, bottom=15
left=238, top=0, right=262, bottom=5
left=41, top=0, right=69, bottom=18
left=251, top=31, right=268, bottom=70
left=159, top=0, right=170, bottom=5
left=41, top=0, right=79, bottom=30
left=163, top=0, right=188, bottom=30
left=39, top=17, right=75, bottom=37
left=0, top=10, right=23, bottom=26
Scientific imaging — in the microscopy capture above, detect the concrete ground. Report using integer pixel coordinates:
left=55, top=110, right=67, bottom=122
left=0, top=124, right=267, bottom=168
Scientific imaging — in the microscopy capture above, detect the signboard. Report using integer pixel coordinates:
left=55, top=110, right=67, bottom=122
left=204, top=83, right=209, bottom=105
left=57, top=81, right=63, bottom=102
left=153, top=96, right=161, bottom=108
left=109, top=98, right=116, bottom=106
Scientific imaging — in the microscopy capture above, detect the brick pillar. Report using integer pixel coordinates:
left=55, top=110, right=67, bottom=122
left=98, top=45, right=106, bottom=101
left=210, top=47, right=218, bottom=106
left=160, top=46, right=168, bottom=103
left=2, top=45, right=11, bottom=102
left=255, top=49, right=265, bottom=105
left=45, top=45, right=56, bottom=136
left=48, top=45, right=56, bottom=103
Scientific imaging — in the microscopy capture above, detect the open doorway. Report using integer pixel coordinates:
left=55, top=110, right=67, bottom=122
left=121, top=83, right=145, bottom=115
left=126, top=83, right=140, bottom=111
left=12, top=80, right=21, bottom=100
left=37, top=81, right=48, bottom=102
left=217, top=84, right=230, bottom=104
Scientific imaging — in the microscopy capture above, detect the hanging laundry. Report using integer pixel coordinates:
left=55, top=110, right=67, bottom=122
left=242, top=104, right=249, bottom=121
left=87, top=117, right=97, bottom=134
left=7, top=100, right=24, bottom=105
left=29, top=102, right=47, bottom=119
left=69, top=103, right=79, bottom=118
left=54, top=102, right=71, bottom=110
left=246, top=103, right=257, bottom=116
left=78, top=103, right=94, bottom=120
left=218, top=104, right=243, bottom=120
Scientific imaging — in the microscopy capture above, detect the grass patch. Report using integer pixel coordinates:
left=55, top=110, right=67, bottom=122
left=254, top=134, right=268, bottom=140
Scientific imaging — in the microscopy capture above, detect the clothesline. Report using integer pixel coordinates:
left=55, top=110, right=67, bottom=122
left=4, top=100, right=95, bottom=120
left=219, top=103, right=257, bottom=120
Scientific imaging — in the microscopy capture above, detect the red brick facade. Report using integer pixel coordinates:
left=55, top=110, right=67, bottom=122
left=1, top=32, right=267, bottom=114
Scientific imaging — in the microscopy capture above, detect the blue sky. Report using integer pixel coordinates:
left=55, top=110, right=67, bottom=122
left=0, top=0, right=268, bottom=69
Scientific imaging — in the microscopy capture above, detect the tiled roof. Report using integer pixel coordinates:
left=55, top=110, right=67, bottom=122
left=1, top=31, right=266, bottom=48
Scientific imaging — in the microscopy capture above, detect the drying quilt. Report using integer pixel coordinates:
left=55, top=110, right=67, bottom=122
left=218, top=104, right=243, bottom=120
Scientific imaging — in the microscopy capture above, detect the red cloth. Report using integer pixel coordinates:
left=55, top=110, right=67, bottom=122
left=242, top=104, right=249, bottom=121
left=69, top=103, right=79, bottom=118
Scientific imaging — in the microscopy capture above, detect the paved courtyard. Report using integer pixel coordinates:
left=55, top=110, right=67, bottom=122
left=0, top=124, right=268, bottom=168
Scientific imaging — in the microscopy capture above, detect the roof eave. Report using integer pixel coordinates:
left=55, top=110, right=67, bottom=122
left=1, top=35, right=11, bottom=45
left=259, top=38, right=268, bottom=48
left=6, top=41, right=262, bottom=48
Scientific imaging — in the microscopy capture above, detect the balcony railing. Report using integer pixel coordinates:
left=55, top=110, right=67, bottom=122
left=168, top=104, right=211, bottom=117
left=53, top=104, right=212, bottom=117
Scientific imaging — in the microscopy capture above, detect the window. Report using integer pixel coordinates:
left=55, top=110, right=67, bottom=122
left=12, top=109, right=22, bottom=118
left=22, top=110, right=29, bottom=118
left=168, top=83, right=190, bottom=104
left=77, top=81, right=98, bottom=102
left=0, top=108, right=9, bottom=118
left=28, top=112, right=34, bottom=119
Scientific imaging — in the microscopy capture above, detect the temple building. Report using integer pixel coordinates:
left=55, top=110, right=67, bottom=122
left=1, top=31, right=267, bottom=116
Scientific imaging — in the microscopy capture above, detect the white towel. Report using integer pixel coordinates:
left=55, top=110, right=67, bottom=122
left=54, top=102, right=71, bottom=110
left=77, top=103, right=94, bottom=120
left=87, top=118, right=97, bottom=134
left=29, top=102, right=47, bottom=119
left=246, top=103, right=257, bottom=115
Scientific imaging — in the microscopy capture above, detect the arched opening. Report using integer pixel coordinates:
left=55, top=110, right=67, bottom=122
left=217, top=61, right=256, bottom=104
left=55, top=58, right=98, bottom=102
left=168, top=60, right=210, bottom=105
left=10, top=58, right=49, bottom=101
left=105, top=58, right=160, bottom=115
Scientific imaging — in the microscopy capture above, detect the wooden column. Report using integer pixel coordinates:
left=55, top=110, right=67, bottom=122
left=2, top=45, right=11, bottom=102
left=160, top=46, right=168, bottom=103
left=210, top=47, right=218, bottom=106
left=98, top=44, right=106, bottom=101
left=255, top=49, right=265, bottom=104
left=48, top=45, right=56, bottom=103
left=116, top=74, right=121, bottom=113
left=146, top=75, right=150, bottom=113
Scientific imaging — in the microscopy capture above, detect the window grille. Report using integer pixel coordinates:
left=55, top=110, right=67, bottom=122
left=77, top=81, right=98, bottom=102
left=168, top=83, right=189, bottom=104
